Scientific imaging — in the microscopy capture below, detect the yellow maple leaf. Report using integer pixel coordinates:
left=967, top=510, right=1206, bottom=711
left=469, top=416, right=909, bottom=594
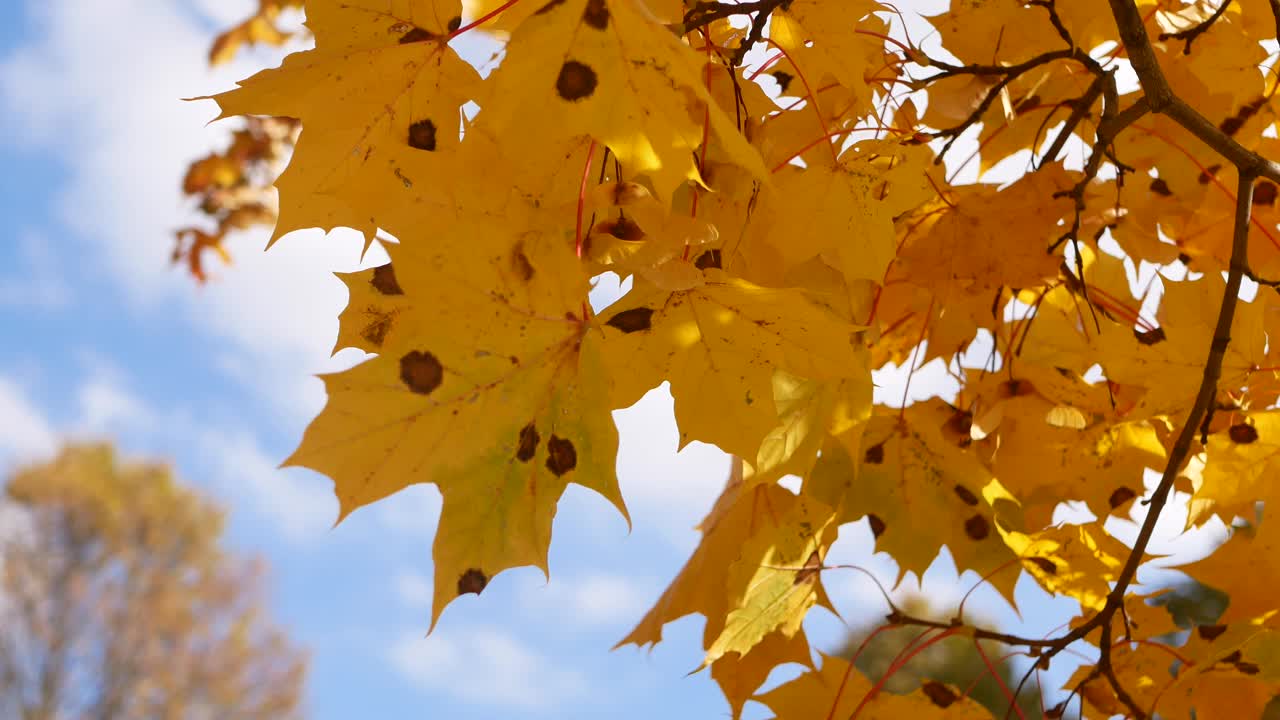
left=598, top=275, right=866, bottom=460
left=209, top=0, right=481, bottom=245
left=287, top=223, right=626, bottom=627
left=476, top=0, right=766, bottom=201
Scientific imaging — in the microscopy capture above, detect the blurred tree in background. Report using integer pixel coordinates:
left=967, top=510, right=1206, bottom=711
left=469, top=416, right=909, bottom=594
left=0, top=444, right=308, bottom=720
left=837, top=596, right=1047, bottom=719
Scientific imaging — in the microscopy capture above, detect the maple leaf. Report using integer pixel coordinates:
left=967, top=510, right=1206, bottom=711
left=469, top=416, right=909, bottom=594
left=208, top=0, right=481, bottom=246
left=286, top=224, right=626, bottom=627
left=478, top=0, right=766, bottom=201
left=598, top=275, right=868, bottom=460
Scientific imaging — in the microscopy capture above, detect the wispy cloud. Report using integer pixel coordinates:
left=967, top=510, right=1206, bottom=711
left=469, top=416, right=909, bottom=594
left=389, top=624, right=586, bottom=709
left=0, top=376, right=57, bottom=464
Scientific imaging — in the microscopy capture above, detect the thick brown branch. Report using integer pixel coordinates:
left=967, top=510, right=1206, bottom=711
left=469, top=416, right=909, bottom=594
left=1107, top=0, right=1280, bottom=182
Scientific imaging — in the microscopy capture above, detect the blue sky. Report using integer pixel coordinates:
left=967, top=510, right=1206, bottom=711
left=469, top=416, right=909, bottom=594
left=0, top=1, right=1228, bottom=718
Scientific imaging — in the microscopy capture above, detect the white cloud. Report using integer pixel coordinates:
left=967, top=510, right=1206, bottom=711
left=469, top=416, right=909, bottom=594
left=0, top=0, right=371, bottom=420
left=393, top=569, right=434, bottom=610
left=389, top=624, right=585, bottom=709
left=197, top=428, right=336, bottom=543
left=518, top=572, right=651, bottom=627
left=0, top=376, right=57, bottom=464
left=75, top=371, right=155, bottom=435
left=0, top=232, right=72, bottom=310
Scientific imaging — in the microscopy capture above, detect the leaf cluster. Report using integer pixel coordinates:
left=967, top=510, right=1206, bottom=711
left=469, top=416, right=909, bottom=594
left=194, top=0, right=1280, bottom=716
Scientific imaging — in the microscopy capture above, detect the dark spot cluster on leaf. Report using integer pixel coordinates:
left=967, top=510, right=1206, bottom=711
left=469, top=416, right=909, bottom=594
left=771, top=71, right=793, bottom=94
left=694, top=249, right=722, bottom=270
left=556, top=60, right=597, bottom=102
left=516, top=422, right=540, bottom=462
left=921, top=681, right=957, bottom=709
left=1134, top=326, right=1166, bottom=345
left=399, top=27, right=434, bottom=44
left=1219, top=96, right=1266, bottom=137
left=582, top=0, right=610, bottom=29
left=953, top=484, right=979, bottom=506
left=1013, top=94, right=1041, bottom=114
left=599, top=215, right=645, bottom=240
left=864, top=442, right=885, bottom=464
left=606, top=307, right=654, bottom=333
left=371, top=263, right=404, bottom=295
left=1026, top=556, right=1057, bottom=576
left=792, top=550, right=822, bottom=585
left=408, top=119, right=437, bottom=151
left=511, top=245, right=535, bottom=282
left=1228, top=423, right=1259, bottom=444
left=944, top=409, right=973, bottom=446
left=1197, top=623, right=1227, bottom=640
left=457, top=568, right=488, bottom=596
left=399, top=350, right=444, bottom=395
left=964, top=513, right=989, bottom=541
left=361, top=312, right=396, bottom=348
left=1109, top=486, right=1138, bottom=509
left=1254, top=181, right=1278, bottom=207
left=867, top=513, right=886, bottom=538
left=546, top=435, right=577, bottom=476
left=1149, top=177, right=1173, bottom=197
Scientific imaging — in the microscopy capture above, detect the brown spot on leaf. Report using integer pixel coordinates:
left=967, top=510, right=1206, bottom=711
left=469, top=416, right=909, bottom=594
left=1223, top=650, right=1243, bottom=664
left=511, top=245, right=535, bottom=282
left=370, top=263, right=403, bottom=295
left=582, top=0, right=609, bottom=29
left=953, top=484, right=979, bottom=506
left=1150, top=177, right=1173, bottom=197
left=793, top=550, right=822, bottom=585
left=1198, top=624, right=1227, bottom=640
left=1013, top=94, right=1041, bottom=114
left=535, top=0, right=566, bottom=14
left=1109, top=486, right=1138, bottom=509
left=1254, top=182, right=1278, bottom=207
left=1228, top=423, right=1259, bottom=444
left=457, top=568, right=488, bottom=596
left=447, top=16, right=461, bottom=32
left=1178, top=252, right=1193, bottom=266
left=516, top=422, right=540, bottom=462
left=546, top=435, right=577, bottom=476
left=606, top=307, right=654, bottom=333
left=408, top=119, right=437, bottom=151
left=556, top=60, right=597, bottom=102
left=1198, top=164, right=1222, bottom=185
left=694, top=249, right=722, bottom=270
left=361, top=313, right=395, bottom=347
left=1027, top=557, right=1057, bottom=575
left=964, top=514, right=989, bottom=541
left=867, top=514, right=886, bottom=538
left=399, top=350, right=443, bottom=395
left=399, top=27, right=433, bottom=44
left=1134, top=327, right=1166, bottom=345
left=598, top=215, right=644, bottom=240
left=771, top=71, right=793, bottom=94
left=921, top=681, right=957, bottom=708
left=1238, top=661, right=1261, bottom=674
left=864, top=443, right=885, bottom=464
left=944, top=409, right=973, bottom=445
